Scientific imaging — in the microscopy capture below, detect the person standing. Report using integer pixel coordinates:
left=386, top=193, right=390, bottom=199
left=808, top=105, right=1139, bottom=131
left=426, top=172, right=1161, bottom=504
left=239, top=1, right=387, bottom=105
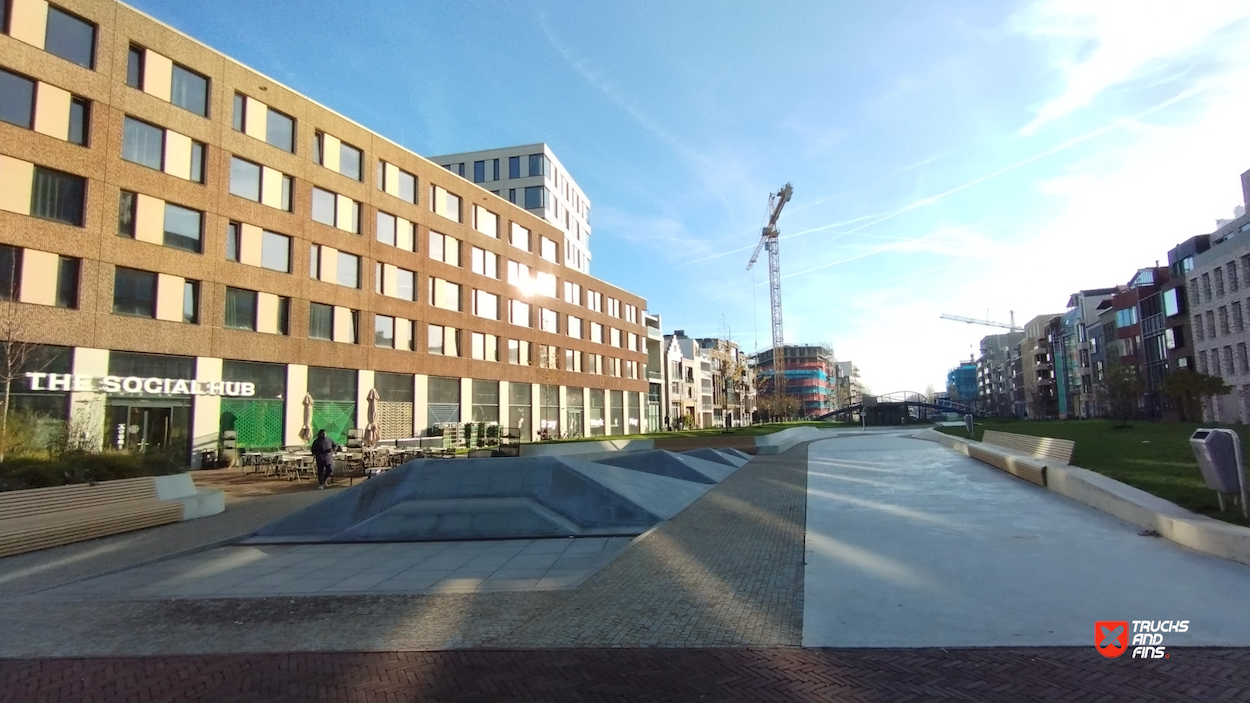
left=311, top=429, right=336, bottom=489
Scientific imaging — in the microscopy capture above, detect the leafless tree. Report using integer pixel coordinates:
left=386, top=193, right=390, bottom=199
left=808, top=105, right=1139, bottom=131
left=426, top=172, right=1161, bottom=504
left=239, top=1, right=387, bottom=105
left=0, top=297, right=56, bottom=461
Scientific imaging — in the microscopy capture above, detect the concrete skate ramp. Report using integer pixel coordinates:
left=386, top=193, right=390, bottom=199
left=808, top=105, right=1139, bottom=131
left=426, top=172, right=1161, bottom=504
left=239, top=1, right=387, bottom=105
left=718, top=447, right=754, bottom=462
left=594, top=450, right=738, bottom=484
left=246, top=455, right=710, bottom=543
left=682, top=448, right=749, bottom=469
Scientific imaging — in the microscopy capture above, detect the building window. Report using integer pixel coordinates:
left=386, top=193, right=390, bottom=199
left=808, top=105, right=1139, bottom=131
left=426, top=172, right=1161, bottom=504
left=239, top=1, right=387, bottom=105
left=510, top=222, right=530, bottom=252
left=508, top=339, right=529, bottom=365
left=586, top=290, right=602, bottom=312
left=311, top=187, right=335, bottom=225
left=1240, top=343, right=1249, bottom=374
left=470, top=247, right=498, bottom=279
left=564, top=281, right=581, bottom=305
left=1219, top=307, right=1230, bottom=335
left=538, top=344, right=558, bottom=369
left=183, top=280, right=199, bottom=323
left=309, top=302, right=333, bottom=340
left=225, top=222, right=240, bottom=261
left=509, top=156, right=521, bottom=179
left=473, top=160, right=485, bottom=183
left=340, top=142, right=362, bottom=181
left=126, top=45, right=144, bottom=89
left=56, top=256, right=78, bottom=309
left=528, top=153, right=547, bottom=178
left=377, top=211, right=396, bottom=247
left=540, top=308, right=557, bottom=333
left=540, top=236, right=558, bottom=263
left=309, top=244, right=320, bottom=279
left=1229, top=263, right=1240, bottom=292
left=429, top=231, right=460, bottom=266
left=122, top=116, right=164, bottom=170
left=229, top=156, right=262, bottom=200
left=0, top=68, right=34, bottom=129
left=590, top=322, right=603, bottom=343
left=170, top=63, right=209, bottom=117
left=430, top=185, right=462, bottom=222
left=266, top=107, right=295, bottom=152
left=1194, top=314, right=1205, bottom=341
left=1234, top=301, right=1244, bottom=333
left=510, top=299, right=530, bottom=327
left=113, top=267, right=156, bottom=318
left=224, top=287, right=256, bottom=330
left=31, top=166, right=85, bottom=226
left=471, top=332, right=498, bottom=361
left=473, top=206, right=498, bottom=238
left=163, top=202, right=202, bottom=253
left=377, top=161, right=417, bottom=203
left=118, top=191, right=136, bottom=237
left=429, top=278, right=461, bottom=311
left=375, top=314, right=395, bottom=348
left=396, top=268, right=415, bottom=301
left=472, top=290, right=498, bottom=320
left=231, top=92, right=245, bottom=131
left=261, top=231, right=291, bottom=273
left=1215, top=268, right=1225, bottom=297
left=508, top=188, right=516, bottom=204
left=428, top=324, right=459, bottom=356
left=337, top=251, right=359, bottom=289
left=45, top=6, right=96, bottom=69
left=524, top=186, right=546, bottom=209
left=0, top=246, right=19, bottom=300
left=567, top=316, right=582, bottom=338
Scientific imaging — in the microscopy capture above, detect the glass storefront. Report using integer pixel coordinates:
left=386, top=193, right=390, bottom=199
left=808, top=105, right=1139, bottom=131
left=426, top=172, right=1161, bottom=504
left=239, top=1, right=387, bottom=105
left=628, top=391, right=642, bottom=434
left=220, top=360, right=285, bottom=449
left=588, top=389, right=605, bottom=437
left=427, top=376, right=460, bottom=431
left=375, top=371, right=414, bottom=440
left=539, top=384, right=559, bottom=435
left=471, top=379, right=499, bottom=423
left=307, top=366, right=356, bottom=444
left=610, top=390, right=624, bottom=435
left=106, top=351, right=194, bottom=459
left=508, top=382, right=530, bottom=437
left=565, top=386, right=583, bottom=437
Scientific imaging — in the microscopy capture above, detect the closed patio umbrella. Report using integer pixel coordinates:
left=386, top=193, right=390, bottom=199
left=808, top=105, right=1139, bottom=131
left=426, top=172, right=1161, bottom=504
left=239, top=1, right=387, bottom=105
left=365, top=388, right=380, bottom=447
left=299, top=393, right=314, bottom=442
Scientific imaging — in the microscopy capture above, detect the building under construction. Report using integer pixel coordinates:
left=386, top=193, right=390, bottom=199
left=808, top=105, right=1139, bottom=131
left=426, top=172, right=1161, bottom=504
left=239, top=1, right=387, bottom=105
left=750, top=344, right=836, bottom=418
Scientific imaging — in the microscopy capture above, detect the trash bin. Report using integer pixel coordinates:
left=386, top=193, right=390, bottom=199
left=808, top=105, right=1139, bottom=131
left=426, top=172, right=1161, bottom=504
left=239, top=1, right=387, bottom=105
left=1189, top=428, right=1249, bottom=517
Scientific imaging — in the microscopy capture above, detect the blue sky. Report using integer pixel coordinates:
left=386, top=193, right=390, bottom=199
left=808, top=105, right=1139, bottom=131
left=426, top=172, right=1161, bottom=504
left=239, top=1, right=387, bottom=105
left=133, top=0, right=1250, bottom=394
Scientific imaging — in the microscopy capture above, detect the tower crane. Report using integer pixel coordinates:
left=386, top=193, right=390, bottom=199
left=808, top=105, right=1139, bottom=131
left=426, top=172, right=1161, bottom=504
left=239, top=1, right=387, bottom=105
left=939, top=311, right=1020, bottom=332
left=747, top=183, right=794, bottom=396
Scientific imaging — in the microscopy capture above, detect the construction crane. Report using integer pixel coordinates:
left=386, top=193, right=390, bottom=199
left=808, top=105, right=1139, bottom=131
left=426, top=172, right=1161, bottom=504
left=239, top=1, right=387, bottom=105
left=939, top=311, right=1021, bottom=332
left=747, top=183, right=794, bottom=396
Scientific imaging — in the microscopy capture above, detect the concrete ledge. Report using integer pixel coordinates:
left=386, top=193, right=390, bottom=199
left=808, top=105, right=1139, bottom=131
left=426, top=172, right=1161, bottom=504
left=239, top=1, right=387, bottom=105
left=923, top=428, right=1250, bottom=567
left=153, top=474, right=225, bottom=521
left=1047, top=465, right=1250, bottom=567
left=519, top=439, right=655, bottom=457
left=756, top=427, right=833, bottom=455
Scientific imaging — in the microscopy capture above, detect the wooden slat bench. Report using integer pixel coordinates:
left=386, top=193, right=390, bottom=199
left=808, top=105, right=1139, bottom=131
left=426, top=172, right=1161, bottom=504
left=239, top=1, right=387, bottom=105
left=970, top=431, right=1077, bottom=487
left=0, top=477, right=186, bottom=559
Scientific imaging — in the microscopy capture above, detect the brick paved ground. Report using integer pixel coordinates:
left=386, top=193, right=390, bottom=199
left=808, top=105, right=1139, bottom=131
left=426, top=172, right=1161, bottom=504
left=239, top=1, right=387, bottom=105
left=3, top=647, right=1247, bottom=702
left=0, top=445, right=807, bottom=656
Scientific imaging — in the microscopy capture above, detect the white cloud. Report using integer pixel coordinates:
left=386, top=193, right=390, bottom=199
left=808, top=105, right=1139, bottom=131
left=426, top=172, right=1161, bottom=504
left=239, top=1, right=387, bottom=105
left=1014, top=0, right=1250, bottom=134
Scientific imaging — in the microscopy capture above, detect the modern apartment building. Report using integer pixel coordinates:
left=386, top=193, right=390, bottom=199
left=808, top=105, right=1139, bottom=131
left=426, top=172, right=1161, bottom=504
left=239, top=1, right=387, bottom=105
left=0, top=0, right=648, bottom=464
left=1187, top=180, right=1250, bottom=422
left=1021, top=314, right=1060, bottom=419
left=749, top=343, right=836, bottom=418
left=946, top=361, right=976, bottom=405
left=1059, top=288, right=1118, bottom=418
left=664, top=332, right=698, bottom=427
left=696, top=337, right=750, bottom=428
left=975, top=332, right=1023, bottom=417
left=833, top=360, right=861, bottom=409
left=642, top=312, right=665, bottom=432
left=428, top=144, right=592, bottom=274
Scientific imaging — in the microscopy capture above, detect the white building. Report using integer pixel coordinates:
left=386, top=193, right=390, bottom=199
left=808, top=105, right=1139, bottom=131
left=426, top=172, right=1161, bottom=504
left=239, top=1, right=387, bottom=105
left=428, top=144, right=592, bottom=274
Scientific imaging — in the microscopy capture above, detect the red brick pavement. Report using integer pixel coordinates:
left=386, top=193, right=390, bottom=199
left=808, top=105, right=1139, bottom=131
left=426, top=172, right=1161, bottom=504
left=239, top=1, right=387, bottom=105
left=3, top=648, right=1248, bottom=703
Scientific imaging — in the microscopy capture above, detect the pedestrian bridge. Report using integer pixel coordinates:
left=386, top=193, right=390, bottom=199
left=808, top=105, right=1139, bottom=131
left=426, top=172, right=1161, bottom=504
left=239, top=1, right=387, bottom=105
left=817, top=391, right=974, bottom=424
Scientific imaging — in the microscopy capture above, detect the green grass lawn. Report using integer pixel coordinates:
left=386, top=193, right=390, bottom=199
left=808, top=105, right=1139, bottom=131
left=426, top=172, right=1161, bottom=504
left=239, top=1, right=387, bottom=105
left=936, top=418, right=1250, bottom=527
left=536, top=420, right=859, bottom=443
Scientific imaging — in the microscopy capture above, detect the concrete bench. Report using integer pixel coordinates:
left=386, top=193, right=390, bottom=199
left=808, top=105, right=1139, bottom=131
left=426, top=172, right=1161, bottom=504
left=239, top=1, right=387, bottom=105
left=0, top=474, right=224, bottom=558
left=970, top=431, right=1076, bottom=487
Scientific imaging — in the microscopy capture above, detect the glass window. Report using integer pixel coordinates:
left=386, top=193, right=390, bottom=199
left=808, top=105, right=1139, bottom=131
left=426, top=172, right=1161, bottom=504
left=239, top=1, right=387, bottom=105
left=122, top=116, right=164, bottom=170
left=340, top=142, right=362, bottom=181
left=229, top=157, right=261, bottom=201
left=376, top=211, right=395, bottom=246
left=188, top=141, right=204, bottom=182
left=118, top=191, right=136, bottom=237
left=56, top=256, right=78, bottom=309
left=0, top=68, right=35, bottom=129
left=309, top=302, right=333, bottom=340
left=337, top=251, right=359, bottom=288
left=45, top=6, right=96, bottom=69
left=170, top=63, right=208, bottom=116
left=398, top=170, right=416, bottom=202
left=1162, top=288, right=1181, bottom=317
left=31, top=167, right=85, bottom=226
left=473, top=160, right=485, bottom=183
left=375, top=314, right=395, bottom=348
left=429, top=278, right=460, bottom=311
left=126, top=46, right=144, bottom=89
left=223, top=287, right=257, bottom=330
left=473, top=290, right=498, bottom=319
left=183, top=280, right=199, bottom=323
left=471, top=247, right=498, bottom=278
left=266, top=108, right=295, bottom=152
left=309, top=244, right=320, bottom=278
left=473, top=206, right=498, bottom=238
left=276, top=297, right=290, bottom=335
left=510, top=222, right=530, bottom=251
left=508, top=155, right=521, bottom=179
left=113, top=267, right=156, bottom=317
left=0, top=246, right=18, bottom=301
left=261, top=231, right=291, bottom=273
left=524, top=186, right=546, bottom=209
left=311, top=187, right=335, bottom=225
left=396, top=268, right=415, bottom=301
left=540, top=236, right=558, bottom=263
left=429, top=231, right=460, bottom=265
left=162, top=202, right=202, bottom=253
left=528, top=153, right=546, bottom=177
left=232, top=93, right=244, bottom=131
left=225, top=222, right=239, bottom=261
left=431, top=185, right=461, bottom=222
left=510, top=299, right=530, bottom=327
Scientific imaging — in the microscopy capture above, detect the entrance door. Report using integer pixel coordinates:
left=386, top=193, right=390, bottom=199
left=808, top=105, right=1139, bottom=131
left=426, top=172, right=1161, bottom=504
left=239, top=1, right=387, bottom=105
left=108, top=403, right=190, bottom=457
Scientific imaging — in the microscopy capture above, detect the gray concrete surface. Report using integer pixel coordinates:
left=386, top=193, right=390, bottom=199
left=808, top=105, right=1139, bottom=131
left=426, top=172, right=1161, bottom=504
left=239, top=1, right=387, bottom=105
left=0, top=489, right=335, bottom=598
left=31, top=537, right=633, bottom=600
left=803, top=433, right=1250, bottom=647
